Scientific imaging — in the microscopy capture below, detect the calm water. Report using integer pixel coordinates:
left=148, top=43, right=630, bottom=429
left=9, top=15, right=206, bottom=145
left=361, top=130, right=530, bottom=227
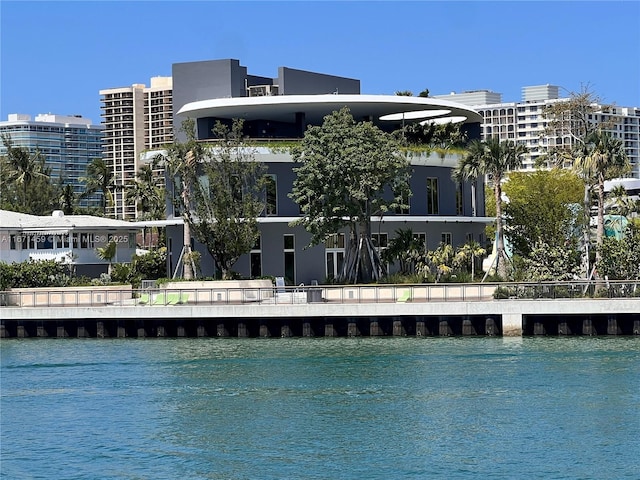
left=1, top=337, right=639, bottom=480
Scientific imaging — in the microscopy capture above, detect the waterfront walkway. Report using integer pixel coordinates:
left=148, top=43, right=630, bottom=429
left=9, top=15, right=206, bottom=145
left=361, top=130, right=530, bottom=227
left=1, top=281, right=639, bottom=338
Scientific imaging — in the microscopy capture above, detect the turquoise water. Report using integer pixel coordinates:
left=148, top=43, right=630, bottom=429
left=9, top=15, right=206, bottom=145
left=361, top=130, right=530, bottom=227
left=1, top=337, right=639, bottom=479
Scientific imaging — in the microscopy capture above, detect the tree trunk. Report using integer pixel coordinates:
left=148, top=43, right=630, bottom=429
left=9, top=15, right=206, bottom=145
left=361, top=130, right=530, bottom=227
left=182, top=218, right=194, bottom=280
left=471, top=254, right=475, bottom=281
left=494, top=182, right=507, bottom=279
left=582, top=184, right=591, bottom=278
left=471, top=182, right=477, bottom=217
left=596, top=175, right=606, bottom=267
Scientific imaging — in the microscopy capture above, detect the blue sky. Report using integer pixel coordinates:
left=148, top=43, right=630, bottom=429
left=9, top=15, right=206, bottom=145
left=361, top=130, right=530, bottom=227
left=1, top=1, right=639, bottom=124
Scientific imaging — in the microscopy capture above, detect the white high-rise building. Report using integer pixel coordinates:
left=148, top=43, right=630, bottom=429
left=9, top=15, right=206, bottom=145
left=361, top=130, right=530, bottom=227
left=0, top=113, right=104, bottom=208
left=100, top=76, right=173, bottom=219
left=434, top=85, right=640, bottom=178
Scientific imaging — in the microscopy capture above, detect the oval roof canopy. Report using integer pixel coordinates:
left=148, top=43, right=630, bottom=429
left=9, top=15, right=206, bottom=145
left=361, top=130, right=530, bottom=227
left=177, top=94, right=482, bottom=128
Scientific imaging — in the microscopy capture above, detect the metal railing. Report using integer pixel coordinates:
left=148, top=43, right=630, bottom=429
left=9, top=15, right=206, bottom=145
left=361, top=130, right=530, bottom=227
left=2, top=280, right=638, bottom=308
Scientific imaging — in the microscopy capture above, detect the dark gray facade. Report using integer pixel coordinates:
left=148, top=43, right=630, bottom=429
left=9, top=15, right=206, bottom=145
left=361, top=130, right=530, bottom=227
left=277, top=67, right=360, bottom=95
left=172, top=59, right=360, bottom=139
left=165, top=155, right=488, bottom=285
left=172, top=59, right=248, bottom=116
left=165, top=59, right=488, bottom=284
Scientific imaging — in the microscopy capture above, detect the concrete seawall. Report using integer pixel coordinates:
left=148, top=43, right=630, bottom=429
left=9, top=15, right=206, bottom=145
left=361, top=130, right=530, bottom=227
left=2, top=298, right=639, bottom=338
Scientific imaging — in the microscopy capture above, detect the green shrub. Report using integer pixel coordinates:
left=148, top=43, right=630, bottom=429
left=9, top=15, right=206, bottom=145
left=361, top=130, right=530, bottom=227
left=493, top=286, right=512, bottom=299
left=379, top=272, right=424, bottom=284
left=0, top=260, right=72, bottom=290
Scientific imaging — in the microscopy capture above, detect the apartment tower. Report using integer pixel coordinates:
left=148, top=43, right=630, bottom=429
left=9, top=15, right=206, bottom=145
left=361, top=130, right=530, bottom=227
left=434, top=85, right=640, bottom=178
left=0, top=113, right=104, bottom=208
left=100, top=76, right=173, bottom=219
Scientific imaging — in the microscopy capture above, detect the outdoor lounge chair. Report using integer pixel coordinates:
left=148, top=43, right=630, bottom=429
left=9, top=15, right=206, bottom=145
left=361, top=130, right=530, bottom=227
left=397, top=290, right=412, bottom=303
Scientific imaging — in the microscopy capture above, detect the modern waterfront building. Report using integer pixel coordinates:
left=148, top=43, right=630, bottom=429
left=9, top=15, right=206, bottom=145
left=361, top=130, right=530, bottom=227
left=434, top=86, right=640, bottom=178
left=0, top=113, right=104, bottom=208
left=159, top=59, right=490, bottom=284
left=99, top=76, right=173, bottom=219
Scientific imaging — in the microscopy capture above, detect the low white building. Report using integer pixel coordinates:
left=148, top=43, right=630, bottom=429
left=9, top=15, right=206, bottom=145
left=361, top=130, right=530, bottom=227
left=0, top=210, right=140, bottom=277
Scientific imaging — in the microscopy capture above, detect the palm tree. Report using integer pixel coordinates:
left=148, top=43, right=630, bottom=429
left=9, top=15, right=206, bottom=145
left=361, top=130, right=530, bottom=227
left=455, top=240, right=486, bottom=281
left=59, top=184, right=76, bottom=215
left=452, top=140, right=484, bottom=218
left=96, top=240, right=117, bottom=275
left=161, top=119, right=207, bottom=280
left=453, top=137, right=527, bottom=279
left=575, top=130, right=629, bottom=265
left=423, top=243, right=455, bottom=283
left=382, top=228, right=424, bottom=275
left=82, top=158, right=114, bottom=215
left=126, top=162, right=166, bottom=220
left=607, top=185, right=634, bottom=217
left=1, top=134, right=48, bottom=200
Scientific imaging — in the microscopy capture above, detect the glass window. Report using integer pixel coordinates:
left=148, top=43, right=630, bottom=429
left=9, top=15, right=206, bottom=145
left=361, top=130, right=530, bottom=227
left=324, top=233, right=345, bottom=249
left=371, top=233, right=388, bottom=249
left=264, top=175, right=277, bottom=216
left=284, top=234, right=294, bottom=251
left=414, top=233, right=427, bottom=252
left=284, top=234, right=295, bottom=284
left=395, top=189, right=410, bottom=215
left=250, top=235, right=262, bottom=278
left=427, top=178, right=439, bottom=214
left=456, top=182, right=464, bottom=215
left=80, top=233, right=94, bottom=249
left=441, top=232, right=452, bottom=245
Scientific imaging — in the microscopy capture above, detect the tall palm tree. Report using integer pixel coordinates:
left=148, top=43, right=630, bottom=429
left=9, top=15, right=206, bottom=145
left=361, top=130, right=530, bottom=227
left=575, top=130, right=629, bottom=265
left=453, top=140, right=484, bottom=217
left=453, top=137, right=528, bottom=279
left=161, top=119, right=207, bottom=280
left=82, top=158, right=114, bottom=215
left=126, top=162, right=166, bottom=220
left=607, top=185, right=634, bottom=217
left=1, top=134, right=48, bottom=200
left=59, top=184, right=76, bottom=215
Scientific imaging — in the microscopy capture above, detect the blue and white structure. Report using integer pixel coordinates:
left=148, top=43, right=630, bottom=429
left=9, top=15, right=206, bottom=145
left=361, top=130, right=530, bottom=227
left=0, top=113, right=104, bottom=208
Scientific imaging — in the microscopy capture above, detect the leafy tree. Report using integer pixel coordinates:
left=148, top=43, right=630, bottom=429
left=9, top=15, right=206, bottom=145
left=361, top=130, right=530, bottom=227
left=110, top=248, right=168, bottom=287
left=517, top=242, right=581, bottom=282
left=502, top=170, right=584, bottom=257
left=399, top=122, right=466, bottom=150
left=597, top=222, right=640, bottom=281
left=0, top=260, right=71, bottom=290
left=81, top=158, right=114, bottom=216
left=164, top=118, right=266, bottom=280
left=453, top=137, right=528, bottom=279
left=290, top=108, right=410, bottom=283
left=541, top=86, right=625, bottom=276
